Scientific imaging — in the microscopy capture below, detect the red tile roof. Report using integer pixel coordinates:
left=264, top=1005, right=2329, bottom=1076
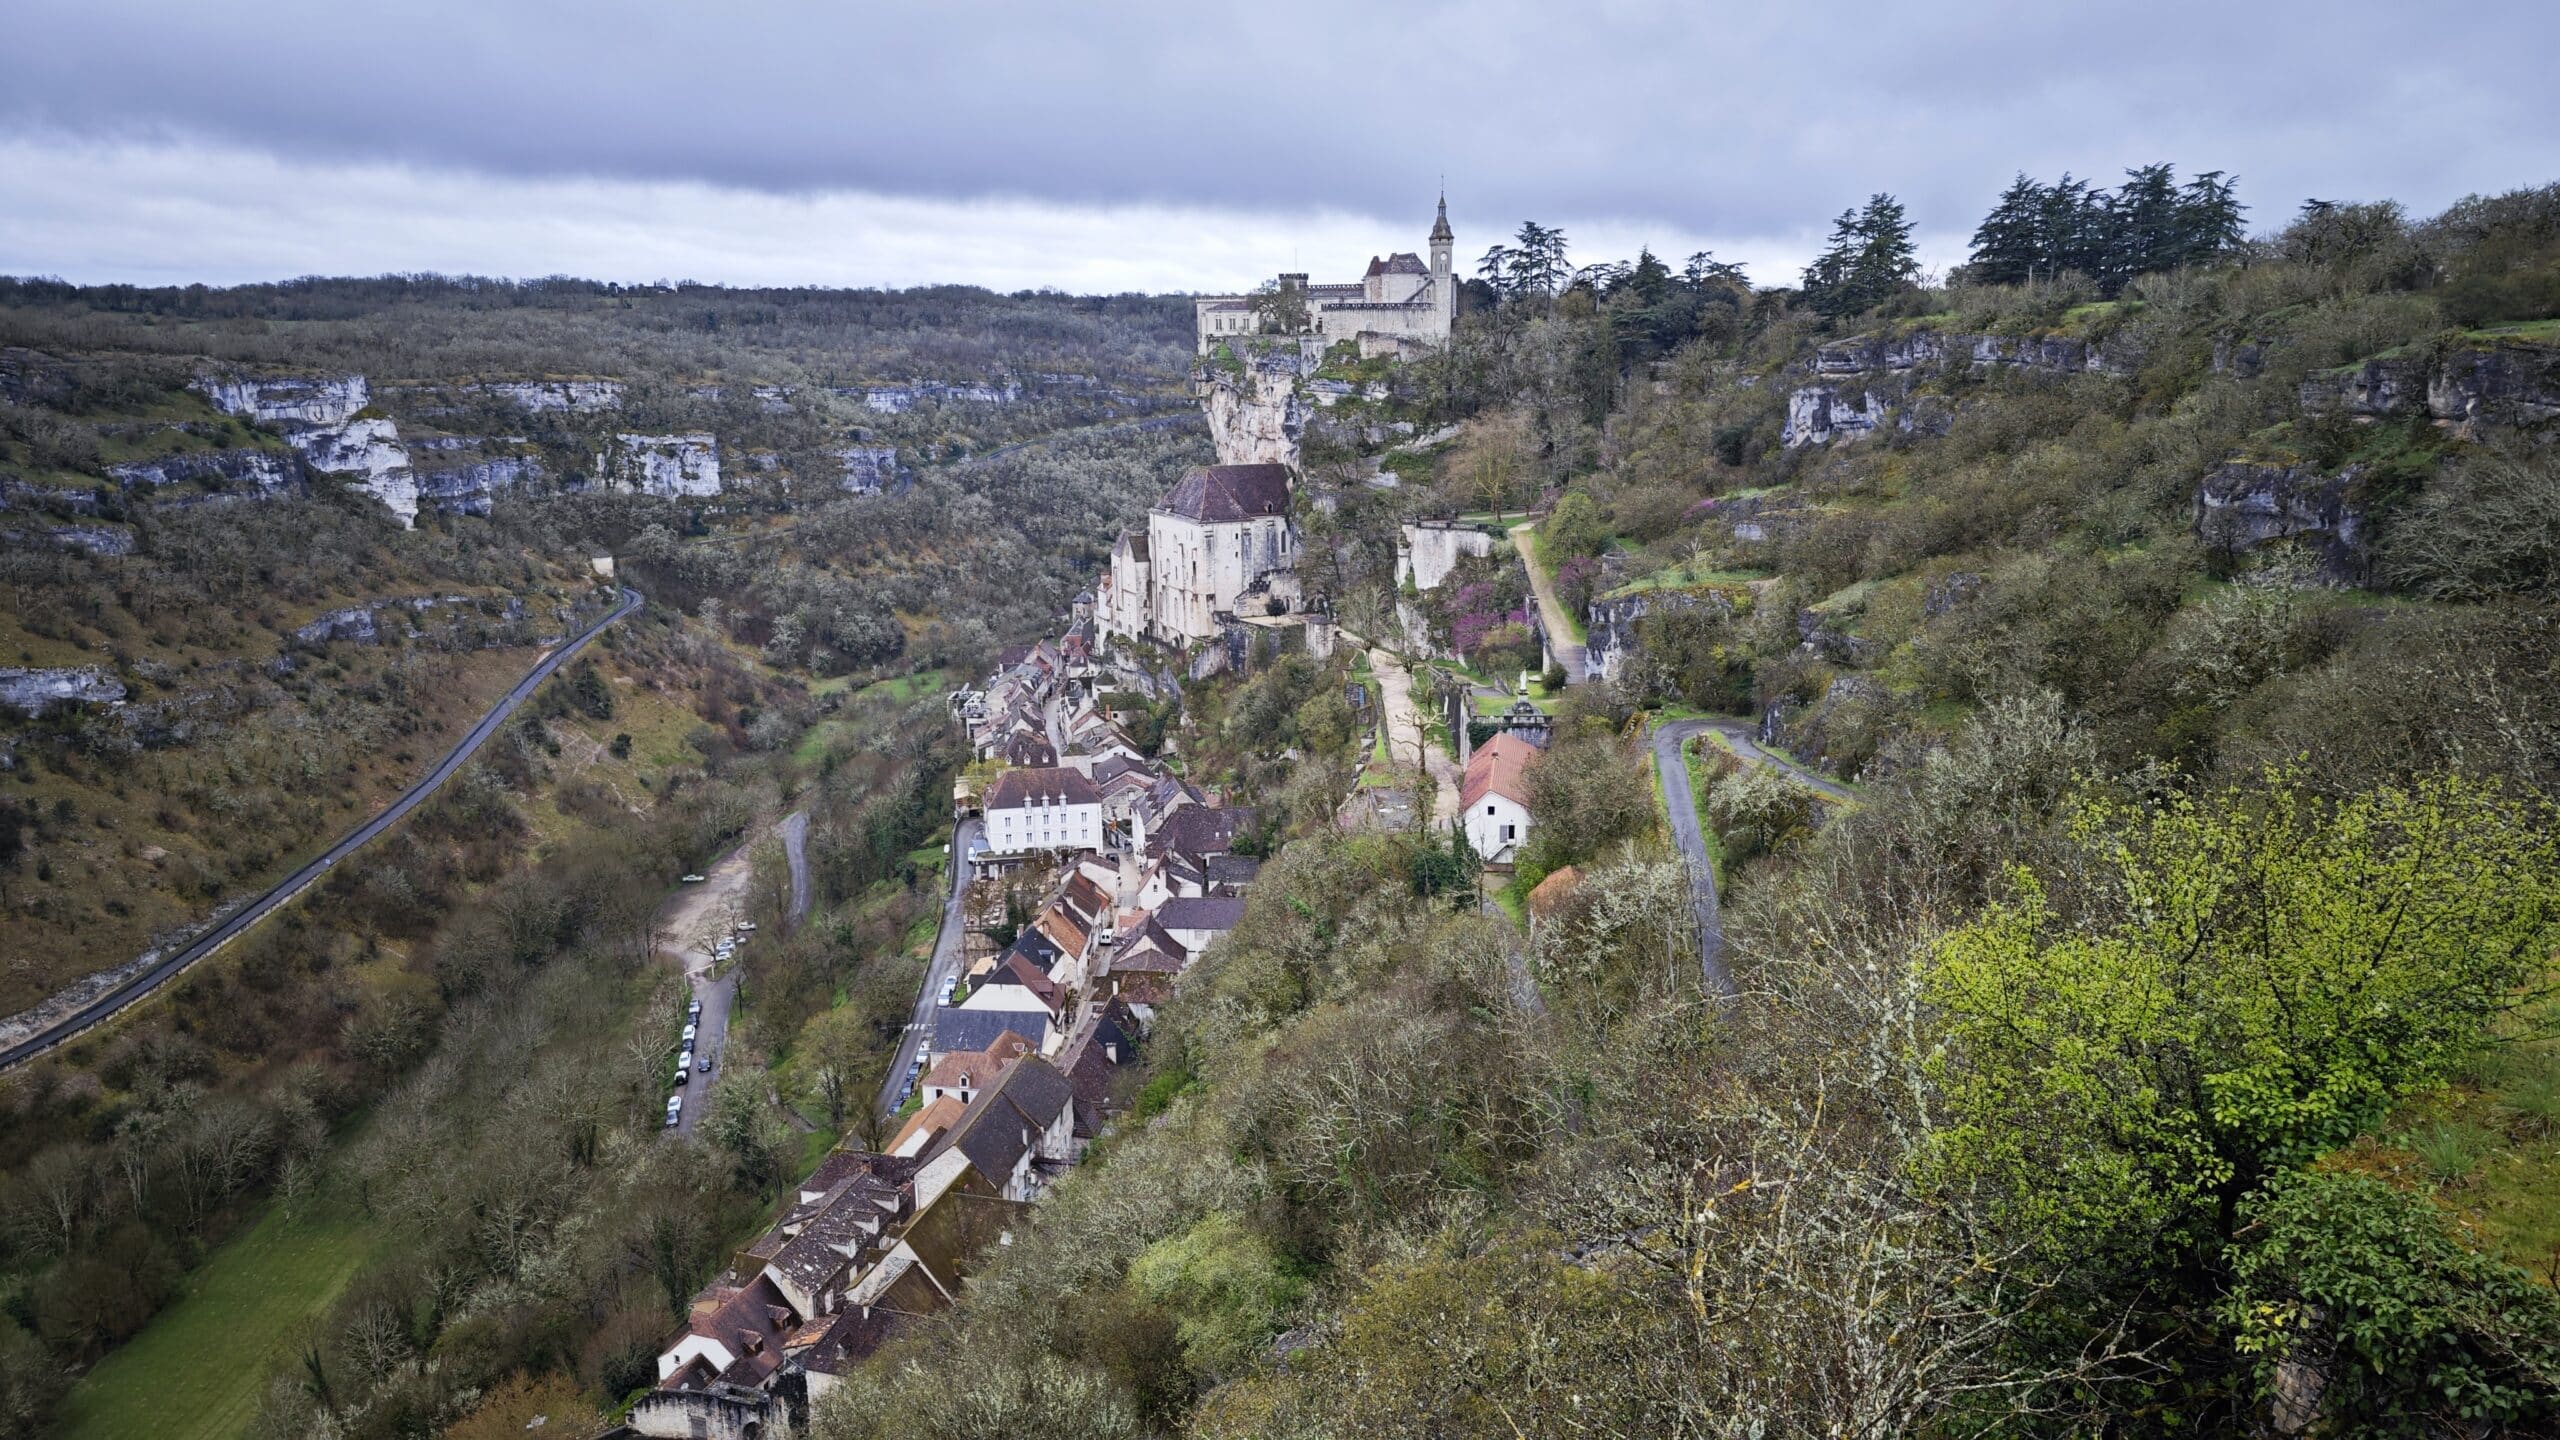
left=1460, top=732, right=1540, bottom=811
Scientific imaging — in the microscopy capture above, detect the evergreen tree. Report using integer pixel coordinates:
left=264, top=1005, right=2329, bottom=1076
left=2175, top=169, right=2248, bottom=267
left=1968, top=173, right=2047, bottom=285
left=1802, top=194, right=1919, bottom=317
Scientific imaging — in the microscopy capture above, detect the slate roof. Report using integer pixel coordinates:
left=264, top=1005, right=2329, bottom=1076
left=930, top=1056, right=1075, bottom=1184
left=1381, top=251, right=1430, bottom=275
left=1461, top=732, right=1541, bottom=810
left=931, top=1007, right=1051, bottom=1056
left=1206, top=854, right=1262, bottom=893
left=1157, top=895, right=1246, bottom=934
left=1149, top=804, right=1256, bottom=862
left=799, top=1304, right=912, bottom=1377
left=1055, top=999, right=1142, bottom=1139
left=986, top=766, right=1101, bottom=810
left=1158, top=464, right=1291, bottom=524
left=922, top=1031, right=1033, bottom=1094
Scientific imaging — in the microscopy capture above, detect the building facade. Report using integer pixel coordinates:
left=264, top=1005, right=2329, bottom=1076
left=1460, top=732, right=1539, bottom=866
left=1194, top=197, right=1457, bottom=358
left=984, top=767, right=1103, bottom=856
left=1101, top=462, right=1297, bottom=648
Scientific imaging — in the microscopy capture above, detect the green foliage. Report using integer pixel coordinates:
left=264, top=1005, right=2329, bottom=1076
left=1704, top=763, right=1814, bottom=865
left=1925, top=776, right=2560, bottom=1261
left=2225, top=1170, right=2560, bottom=1435
left=1124, top=1213, right=1304, bottom=1380
left=1802, top=193, right=1919, bottom=317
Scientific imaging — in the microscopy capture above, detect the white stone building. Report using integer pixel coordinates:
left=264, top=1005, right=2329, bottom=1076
left=1460, top=732, right=1539, bottom=866
left=1099, top=463, right=1297, bottom=648
left=985, top=767, right=1103, bottom=856
left=1194, top=197, right=1457, bottom=358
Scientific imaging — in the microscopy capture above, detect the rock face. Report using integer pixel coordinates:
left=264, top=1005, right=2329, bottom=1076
left=194, top=374, right=369, bottom=427
left=418, top=457, right=539, bottom=516
left=106, top=447, right=301, bottom=497
left=859, top=380, right=1019, bottom=413
left=1199, top=341, right=1318, bottom=467
left=482, top=379, right=624, bottom=413
left=194, top=373, right=419, bottom=525
left=1586, top=588, right=1735, bottom=682
left=0, top=666, right=125, bottom=716
left=835, top=445, right=901, bottom=495
left=1816, top=328, right=2142, bottom=380
left=290, top=594, right=541, bottom=649
left=2195, top=461, right=2366, bottom=583
left=1783, top=386, right=1890, bottom=447
left=2296, top=339, right=2559, bottom=431
left=608, top=433, right=722, bottom=497
left=6, top=525, right=136, bottom=556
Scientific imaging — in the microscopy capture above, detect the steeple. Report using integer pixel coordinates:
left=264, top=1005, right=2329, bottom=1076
left=1430, top=191, right=1453, bottom=245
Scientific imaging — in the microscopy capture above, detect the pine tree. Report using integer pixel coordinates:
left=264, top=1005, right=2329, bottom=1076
left=1968, top=173, right=2047, bottom=285
left=1800, top=207, right=1860, bottom=314
left=2175, top=169, right=2248, bottom=267
left=2106, top=163, right=2184, bottom=290
left=1804, top=194, right=1920, bottom=317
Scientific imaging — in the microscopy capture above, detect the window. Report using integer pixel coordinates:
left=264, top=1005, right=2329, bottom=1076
left=1502, top=823, right=1517, bottom=842
left=1486, top=804, right=1496, bottom=815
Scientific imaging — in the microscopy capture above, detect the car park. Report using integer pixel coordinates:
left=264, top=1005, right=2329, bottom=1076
left=665, top=1095, right=683, bottom=1127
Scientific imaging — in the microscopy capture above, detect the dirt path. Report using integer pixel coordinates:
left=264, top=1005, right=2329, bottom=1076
left=657, top=807, right=807, bottom=1136
left=1352, top=634, right=1462, bottom=823
left=1511, top=520, right=1587, bottom=683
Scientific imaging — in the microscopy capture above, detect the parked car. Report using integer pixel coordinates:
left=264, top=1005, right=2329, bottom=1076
left=677, top=1047, right=694, bottom=1072
left=687, top=998, right=702, bottom=1020
left=739, top=921, right=757, bottom=932
left=681, top=874, right=706, bottom=884
left=698, top=1053, right=715, bottom=1074
left=664, top=1095, right=683, bottom=1127
left=682, top=1023, right=697, bottom=1044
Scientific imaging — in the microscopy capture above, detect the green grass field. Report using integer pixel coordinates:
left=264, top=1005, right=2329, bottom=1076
left=58, top=1201, right=389, bottom=1440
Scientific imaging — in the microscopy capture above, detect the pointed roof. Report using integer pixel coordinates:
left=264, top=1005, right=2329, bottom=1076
left=1431, top=193, right=1453, bottom=244
left=1461, top=732, right=1540, bottom=811
left=1158, top=464, right=1291, bottom=524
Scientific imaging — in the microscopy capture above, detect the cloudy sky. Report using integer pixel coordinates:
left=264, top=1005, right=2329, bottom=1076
left=4, top=0, right=2556, bottom=294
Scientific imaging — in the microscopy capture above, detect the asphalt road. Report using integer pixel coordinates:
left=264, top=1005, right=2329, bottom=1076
left=1652, top=717, right=1857, bottom=998
left=874, top=815, right=981, bottom=1122
left=0, top=585, right=645, bottom=1072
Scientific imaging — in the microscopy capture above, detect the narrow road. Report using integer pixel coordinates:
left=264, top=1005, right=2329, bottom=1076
left=1651, top=717, right=1854, bottom=998
left=780, top=810, right=812, bottom=924
left=875, top=815, right=983, bottom=1122
left=1510, top=520, right=1587, bottom=683
left=0, top=586, right=645, bottom=1071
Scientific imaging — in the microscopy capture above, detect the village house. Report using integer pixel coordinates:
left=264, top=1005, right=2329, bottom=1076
left=1461, top=731, right=1540, bottom=866
left=983, top=766, right=1103, bottom=861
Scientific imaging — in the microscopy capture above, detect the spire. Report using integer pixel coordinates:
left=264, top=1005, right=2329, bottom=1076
left=1430, top=191, right=1453, bottom=244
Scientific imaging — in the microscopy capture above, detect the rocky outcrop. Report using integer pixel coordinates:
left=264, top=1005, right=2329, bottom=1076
left=836, top=445, right=901, bottom=495
left=858, top=380, right=1019, bottom=413
left=2195, top=461, right=2366, bottom=583
left=1200, top=340, right=1319, bottom=467
left=0, top=666, right=125, bottom=716
left=418, top=456, right=539, bottom=516
left=5, top=525, right=135, bottom=556
left=606, top=433, right=722, bottom=497
left=1816, top=328, right=2143, bottom=381
left=1586, top=587, right=1738, bottom=682
left=1761, top=673, right=1893, bottom=779
left=194, top=374, right=369, bottom=427
left=195, top=373, right=419, bottom=525
left=1797, top=610, right=1878, bottom=666
left=1395, top=521, right=1498, bottom=591
left=2294, top=338, right=2558, bottom=432
left=107, top=447, right=301, bottom=497
left=0, top=348, right=72, bottom=408
left=482, top=379, right=623, bottom=413
left=1783, top=386, right=1890, bottom=447
left=290, top=594, right=539, bottom=649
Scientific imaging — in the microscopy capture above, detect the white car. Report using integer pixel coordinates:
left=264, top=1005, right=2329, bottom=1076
left=682, top=1023, right=697, bottom=1044
left=664, top=1094, right=683, bottom=1127
left=687, top=998, right=702, bottom=1020
left=739, top=921, right=757, bottom=932
left=677, top=1047, right=694, bottom=1072
left=681, top=874, right=706, bottom=884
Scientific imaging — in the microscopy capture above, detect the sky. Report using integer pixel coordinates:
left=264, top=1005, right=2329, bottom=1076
left=3, top=0, right=2556, bottom=295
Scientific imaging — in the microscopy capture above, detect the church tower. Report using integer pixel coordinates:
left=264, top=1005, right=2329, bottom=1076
left=1429, top=192, right=1455, bottom=336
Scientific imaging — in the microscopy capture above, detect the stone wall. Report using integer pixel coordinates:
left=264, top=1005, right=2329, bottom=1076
left=1396, top=522, right=1497, bottom=591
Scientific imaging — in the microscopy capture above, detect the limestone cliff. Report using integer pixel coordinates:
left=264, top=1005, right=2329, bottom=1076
left=2194, top=460, right=2366, bottom=583
left=193, top=373, right=419, bottom=525
left=1199, top=340, right=1319, bottom=467
left=606, top=433, right=722, bottom=497
left=481, top=379, right=625, bottom=413
left=2298, top=336, right=2560, bottom=432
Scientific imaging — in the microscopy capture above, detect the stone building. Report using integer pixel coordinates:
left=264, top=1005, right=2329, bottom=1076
left=1193, top=197, right=1457, bottom=358
left=1098, top=462, right=1297, bottom=648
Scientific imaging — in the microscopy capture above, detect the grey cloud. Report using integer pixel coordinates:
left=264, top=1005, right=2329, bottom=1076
left=3, top=0, right=2557, bottom=275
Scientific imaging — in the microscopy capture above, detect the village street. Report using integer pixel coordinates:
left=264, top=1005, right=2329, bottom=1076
left=874, top=814, right=984, bottom=1122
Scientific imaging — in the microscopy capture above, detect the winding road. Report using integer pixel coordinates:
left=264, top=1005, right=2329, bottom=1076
left=1652, top=717, right=1854, bottom=998
left=0, top=586, right=646, bottom=1071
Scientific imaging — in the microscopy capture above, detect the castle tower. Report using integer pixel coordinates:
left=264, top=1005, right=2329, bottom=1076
left=1429, top=193, right=1455, bottom=335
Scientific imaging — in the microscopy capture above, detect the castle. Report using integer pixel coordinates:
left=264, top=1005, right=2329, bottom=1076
left=1192, top=196, right=1456, bottom=359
